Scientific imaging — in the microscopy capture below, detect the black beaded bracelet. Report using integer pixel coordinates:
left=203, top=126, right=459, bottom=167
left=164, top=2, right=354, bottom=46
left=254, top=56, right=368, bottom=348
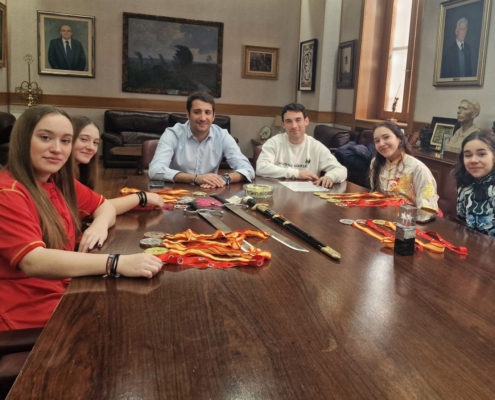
left=136, top=191, right=147, bottom=207
left=110, top=254, right=121, bottom=278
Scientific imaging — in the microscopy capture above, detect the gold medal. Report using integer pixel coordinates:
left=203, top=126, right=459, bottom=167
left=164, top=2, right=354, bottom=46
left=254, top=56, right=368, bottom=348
left=144, top=247, right=169, bottom=255
left=192, top=191, right=208, bottom=197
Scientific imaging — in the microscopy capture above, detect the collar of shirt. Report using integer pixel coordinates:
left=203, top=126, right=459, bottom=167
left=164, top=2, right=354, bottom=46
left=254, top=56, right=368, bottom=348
left=185, top=121, right=214, bottom=143
left=456, top=39, right=464, bottom=50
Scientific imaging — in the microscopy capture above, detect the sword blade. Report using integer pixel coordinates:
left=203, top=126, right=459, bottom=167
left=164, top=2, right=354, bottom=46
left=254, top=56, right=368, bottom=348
left=219, top=202, right=309, bottom=252
left=196, top=210, right=252, bottom=252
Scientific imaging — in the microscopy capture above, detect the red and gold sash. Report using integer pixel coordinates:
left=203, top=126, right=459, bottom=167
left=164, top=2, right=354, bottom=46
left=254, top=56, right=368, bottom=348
left=156, top=228, right=272, bottom=268
left=352, top=220, right=468, bottom=255
left=315, top=192, right=408, bottom=207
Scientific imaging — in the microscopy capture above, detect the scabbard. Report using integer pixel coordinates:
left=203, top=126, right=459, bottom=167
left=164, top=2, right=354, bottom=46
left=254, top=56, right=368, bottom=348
left=244, top=197, right=341, bottom=260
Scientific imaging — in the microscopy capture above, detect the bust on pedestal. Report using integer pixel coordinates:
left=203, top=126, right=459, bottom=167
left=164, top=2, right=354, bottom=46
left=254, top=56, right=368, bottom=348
left=444, top=99, right=480, bottom=153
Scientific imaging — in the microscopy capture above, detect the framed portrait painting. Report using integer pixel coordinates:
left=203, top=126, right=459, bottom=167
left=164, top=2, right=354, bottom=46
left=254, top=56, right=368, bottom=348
left=433, top=0, right=492, bottom=86
left=37, top=11, right=95, bottom=78
left=123, top=13, right=223, bottom=97
left=0, top=4, right=6, bottom=68
left=298, top=38, right=318, bottom=91
left=337, top=40, right=356, bottom=89
left=242, top=45, right=279, bottom=80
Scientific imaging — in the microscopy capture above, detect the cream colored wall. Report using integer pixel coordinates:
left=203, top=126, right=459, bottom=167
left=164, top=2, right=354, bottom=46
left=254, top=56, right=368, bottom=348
left=414, top=0, right=495, bottom=130
left=335, top=0, right=362, bottom=115
left=7, top=0, right=301, bottom=156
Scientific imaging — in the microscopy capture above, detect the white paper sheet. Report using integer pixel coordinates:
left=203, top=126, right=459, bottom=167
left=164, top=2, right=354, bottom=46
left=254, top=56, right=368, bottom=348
left=279, top=181, right=330, bottom=192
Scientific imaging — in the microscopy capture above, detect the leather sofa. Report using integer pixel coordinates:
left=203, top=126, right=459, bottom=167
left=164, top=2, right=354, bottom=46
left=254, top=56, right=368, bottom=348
left=314, top=125, right=375, bottom=188
left=0, top=112, right=17, bottom=166
left=101, top=110, right=232, bottom=168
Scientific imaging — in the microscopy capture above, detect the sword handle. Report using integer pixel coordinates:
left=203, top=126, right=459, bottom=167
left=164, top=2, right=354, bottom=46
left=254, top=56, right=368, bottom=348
left=211, top=194, right=228, bottom=204
left=244, top=196, right=257, bottom=208
left=187, top=201, right=200, bottom=211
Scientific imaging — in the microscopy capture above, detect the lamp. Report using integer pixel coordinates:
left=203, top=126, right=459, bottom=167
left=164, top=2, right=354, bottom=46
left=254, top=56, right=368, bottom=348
left=15, top=54, right=43, bottom=108
left=274, top=115, right=283, bottom=134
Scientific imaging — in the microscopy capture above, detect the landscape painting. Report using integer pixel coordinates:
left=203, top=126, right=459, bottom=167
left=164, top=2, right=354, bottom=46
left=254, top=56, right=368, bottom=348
left=122, top=13, right=224, bottom=97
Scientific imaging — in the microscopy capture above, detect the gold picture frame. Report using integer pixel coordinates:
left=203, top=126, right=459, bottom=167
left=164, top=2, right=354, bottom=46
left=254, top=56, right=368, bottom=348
left=243, top=45, right=278, bottom=80
left=38, top=11, right=95, bottom=78
left=430, top=123, right=455, bottom=150
left=0, top=4, right=6, bottom=68
left=433, top=0, right=492, bottom=86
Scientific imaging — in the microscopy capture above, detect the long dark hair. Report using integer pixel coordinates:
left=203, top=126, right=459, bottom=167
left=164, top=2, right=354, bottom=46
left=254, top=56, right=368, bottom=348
left=72, top=116, right=100, bottom=190
left=370, top=121, right=413, bottom=191
left=6, top=105, right=80, bottom=249
left=455, top=130, right=495, bottom=187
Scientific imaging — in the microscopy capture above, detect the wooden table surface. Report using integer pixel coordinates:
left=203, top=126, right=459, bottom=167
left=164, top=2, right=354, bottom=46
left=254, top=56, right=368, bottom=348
left=8, top=177, right=495, bottom=399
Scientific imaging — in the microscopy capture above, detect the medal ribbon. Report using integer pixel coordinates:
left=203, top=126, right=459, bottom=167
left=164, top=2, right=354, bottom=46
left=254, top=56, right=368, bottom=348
left=316, top=192, right=408, bottom=207
left=120, top=187, right=191, bottom=210
left=352, top=220, right=466, bottom=255
left=156, top=228, right=271, bottom=268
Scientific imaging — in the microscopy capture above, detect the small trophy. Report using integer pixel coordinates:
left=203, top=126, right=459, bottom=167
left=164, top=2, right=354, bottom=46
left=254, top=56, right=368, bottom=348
left=394, top=205, right=417, bottom=256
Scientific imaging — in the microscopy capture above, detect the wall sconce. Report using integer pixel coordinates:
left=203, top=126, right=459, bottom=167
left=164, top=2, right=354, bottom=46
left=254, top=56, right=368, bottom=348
left=274, top=115, right=283, bottom=134
left=15, top=54, right=43, bottom=108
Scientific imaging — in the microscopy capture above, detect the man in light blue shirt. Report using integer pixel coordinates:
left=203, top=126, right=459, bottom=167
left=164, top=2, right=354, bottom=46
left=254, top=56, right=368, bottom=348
left=149, top=92, right=254, bottom=188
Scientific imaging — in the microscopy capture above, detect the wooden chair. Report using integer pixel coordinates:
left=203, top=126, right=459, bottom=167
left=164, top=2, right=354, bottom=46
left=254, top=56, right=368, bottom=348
left=438, top=169, right=458, bottom=221
left=0, top=328, right=42, bottom=399
left=141, top=139, right=159, bottom=176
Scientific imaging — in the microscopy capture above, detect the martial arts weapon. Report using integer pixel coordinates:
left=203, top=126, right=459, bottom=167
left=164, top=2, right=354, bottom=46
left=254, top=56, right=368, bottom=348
left=187, top=201, right=253, bottom=252
left=210, top=194, right=309, bottom=252
left=243, top=196, right=341, bottom=260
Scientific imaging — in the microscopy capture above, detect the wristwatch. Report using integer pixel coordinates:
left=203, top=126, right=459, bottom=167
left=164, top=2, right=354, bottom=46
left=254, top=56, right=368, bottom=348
left=221, top=173, right=231, bottom=185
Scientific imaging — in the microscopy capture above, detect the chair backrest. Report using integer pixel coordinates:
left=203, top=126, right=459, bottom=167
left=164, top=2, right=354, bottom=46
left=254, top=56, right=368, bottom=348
left=0, top=112, right=16, bottom=146
left=357, top=129, right=374, bottom=145
left=438, top=169, right=457, bottom=220
left=252, top=145, right=263, bottom=171
left=141, top=139, right=159, bottom=174
left=314, top=125, right=350, bottom=149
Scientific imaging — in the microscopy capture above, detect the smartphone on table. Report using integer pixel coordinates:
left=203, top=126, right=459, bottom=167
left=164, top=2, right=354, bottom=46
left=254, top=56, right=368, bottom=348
left=149, top=180, right=164, bottom=189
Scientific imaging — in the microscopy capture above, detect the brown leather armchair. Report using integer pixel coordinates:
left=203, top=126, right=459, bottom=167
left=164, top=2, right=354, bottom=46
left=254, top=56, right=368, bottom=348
left=314, top=125, right=351, bottom=153
left=438, top=169, right=458, bottom=221
left=0, top=112, right=16, bottom=166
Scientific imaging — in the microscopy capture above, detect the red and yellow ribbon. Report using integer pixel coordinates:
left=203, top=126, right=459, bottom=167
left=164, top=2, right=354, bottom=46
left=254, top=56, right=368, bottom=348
left=120, top=187, right=191, bottom=210
left=156, top=229, right=272, bottom=268
left=315, top=192, right=408, bottom=207
left=352, top=220, right=467, bottom=255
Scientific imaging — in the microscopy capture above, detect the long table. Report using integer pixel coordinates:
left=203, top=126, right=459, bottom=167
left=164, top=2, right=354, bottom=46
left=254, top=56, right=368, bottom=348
left=8, top=177, right=495, bottom=399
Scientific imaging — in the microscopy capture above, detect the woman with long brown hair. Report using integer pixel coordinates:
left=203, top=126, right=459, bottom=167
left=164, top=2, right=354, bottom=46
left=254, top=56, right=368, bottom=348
left=0, top=106, right=162, bottom=331
left=71, top=116, right=164, bottom=213
left=370, top=121, right=439, bottom=215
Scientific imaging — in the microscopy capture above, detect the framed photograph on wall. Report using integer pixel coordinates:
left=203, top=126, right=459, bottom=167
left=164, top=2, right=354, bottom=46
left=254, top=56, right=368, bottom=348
left=442, top=133, right=454, bottom=152
left=242, top=45, right=279, bottom=79
left=123, top=13, right=224, bottom=97
left=337, top=40, right=356, bottom=89
left=298, top=38, right=318, bottom=91
left=430, top=123, right=456, bottom=150
left=433, top=0, right=492, bottom=86
left=38, top=11, right=95, bottom=78
left=0, top=4, right=6, bottom=68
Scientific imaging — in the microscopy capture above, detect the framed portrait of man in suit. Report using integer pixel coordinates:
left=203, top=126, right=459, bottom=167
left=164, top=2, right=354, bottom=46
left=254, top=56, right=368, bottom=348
left=38, top=11, right=95, bottom=78
left=433, top=0, right=491, bottom=86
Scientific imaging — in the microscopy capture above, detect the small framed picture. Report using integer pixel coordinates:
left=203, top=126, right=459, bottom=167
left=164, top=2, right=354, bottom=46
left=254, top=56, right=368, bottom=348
left=242, top=45, right=279, bottom=80
left=442, top=133, right=454, bottom=152
left=431, top=123, right=455, bottom=150
left=337, top=40, right=356, bottom=89
left=298, top=38, right=318, bottom=91
left=38, top=11, right=95, bottom=78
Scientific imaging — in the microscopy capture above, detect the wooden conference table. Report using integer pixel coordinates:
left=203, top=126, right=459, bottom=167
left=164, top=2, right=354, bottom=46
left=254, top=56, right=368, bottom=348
left=8, top=177, right=495, bottom=399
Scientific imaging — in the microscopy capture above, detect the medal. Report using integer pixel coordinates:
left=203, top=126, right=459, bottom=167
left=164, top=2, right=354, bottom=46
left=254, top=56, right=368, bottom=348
left=339, top=219, right=355, bottom=225
left=192, top=191, right=208, bottom=197
left=143, top=231, right=166, bottom=239
left=176, top=196, right=196, bottom=204
left=139, top=238, right=164, bottom=248
left=144, top=247, right=169, bottom=255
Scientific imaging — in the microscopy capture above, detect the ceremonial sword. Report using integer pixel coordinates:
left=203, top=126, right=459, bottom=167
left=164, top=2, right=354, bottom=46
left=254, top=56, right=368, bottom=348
left=243, top=196, right=341, bottom=260
left=187, top=201, right=253, bottom=252
left=210, top=194, right=309, bottom=252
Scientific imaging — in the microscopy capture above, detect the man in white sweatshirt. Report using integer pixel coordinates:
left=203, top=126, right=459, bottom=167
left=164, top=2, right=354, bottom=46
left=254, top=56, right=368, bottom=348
left=256, top=103, right=347, bottom=188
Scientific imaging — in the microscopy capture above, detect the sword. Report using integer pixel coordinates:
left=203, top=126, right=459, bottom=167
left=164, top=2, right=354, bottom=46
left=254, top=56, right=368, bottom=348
left=211, top=194, right=309, bottom=252
left=243, top=196, right=341, bottom=260
left=187, top=201, right=253, bottom=252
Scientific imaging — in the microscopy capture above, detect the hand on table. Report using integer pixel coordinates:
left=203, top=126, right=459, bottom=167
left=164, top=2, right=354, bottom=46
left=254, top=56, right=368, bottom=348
left=146, top=192, right=165, bottom=209
left=314, top=176, right=334, bottom=188
left=118, top=254, right=163, bottom=279
left=198, top=173, right=226, bottom=189
left=298, top=170, right=319, bottom=181
left=78, top=222, right=109, bottom=252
